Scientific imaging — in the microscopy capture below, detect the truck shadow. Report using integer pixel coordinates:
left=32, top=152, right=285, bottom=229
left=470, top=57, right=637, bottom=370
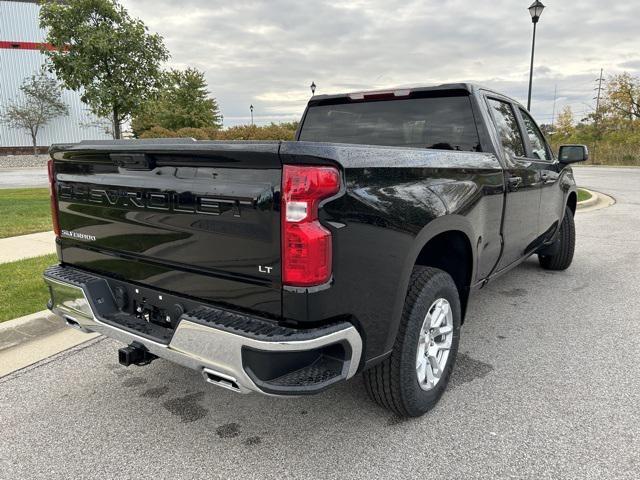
left=102, top=256, right=560, bottom=441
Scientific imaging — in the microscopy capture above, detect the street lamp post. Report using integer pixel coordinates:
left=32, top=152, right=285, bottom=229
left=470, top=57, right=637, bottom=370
left=527, top=0, right=545, bottom=111
left=250, top=104, right=254, bottom=125
left=310, top=81, right=316, bottom=96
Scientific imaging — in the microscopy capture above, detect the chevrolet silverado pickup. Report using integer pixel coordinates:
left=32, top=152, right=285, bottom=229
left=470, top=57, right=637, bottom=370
left=44, top=84, right=588, bottom=417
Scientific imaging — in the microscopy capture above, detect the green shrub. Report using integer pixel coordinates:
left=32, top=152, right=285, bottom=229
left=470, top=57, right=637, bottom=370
left=175, top=127, right=210, bottom=140
left=201, top=126, right=222, bottom=139
left=138, top=126, right=176, bottom=138
left=138, top=122, right=298, bottom=141
left=217, top=122, right=297, bottom=141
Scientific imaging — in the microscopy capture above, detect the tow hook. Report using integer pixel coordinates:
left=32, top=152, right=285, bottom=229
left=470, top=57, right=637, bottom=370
left=118, top=342, right=157, bottom=367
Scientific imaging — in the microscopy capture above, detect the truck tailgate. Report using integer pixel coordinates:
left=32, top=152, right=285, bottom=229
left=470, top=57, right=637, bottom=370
left=51, top=141, right=282, bottom=318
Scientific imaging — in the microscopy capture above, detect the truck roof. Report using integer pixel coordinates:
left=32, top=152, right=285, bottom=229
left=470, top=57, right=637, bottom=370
left=309, top=83, right=525, bottom=110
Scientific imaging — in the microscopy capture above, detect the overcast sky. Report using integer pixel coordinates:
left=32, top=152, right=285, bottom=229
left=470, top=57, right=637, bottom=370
left=121, top=0, right=639, bottom=127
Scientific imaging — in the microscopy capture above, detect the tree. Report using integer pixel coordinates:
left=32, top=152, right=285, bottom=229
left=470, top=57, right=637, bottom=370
left=603, top=73, right=640, bottom=123
left=1, top=69, right=69, bottom=155
left=132, top=68, right=223, bottom=136
left=40, top=0, right=169, bottom=139
left=555, top=106, right=575, bottom=139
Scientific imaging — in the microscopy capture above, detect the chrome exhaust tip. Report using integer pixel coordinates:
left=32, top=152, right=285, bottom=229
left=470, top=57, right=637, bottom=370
left=202, top=368, right=241, bottom=393
left=64, top=316, right=92, bottom=334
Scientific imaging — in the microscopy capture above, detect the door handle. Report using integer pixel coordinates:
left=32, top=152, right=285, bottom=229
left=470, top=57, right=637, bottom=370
left=508, top=176, right=522, bottom=191
left=540, top=172, right=557, bottom=184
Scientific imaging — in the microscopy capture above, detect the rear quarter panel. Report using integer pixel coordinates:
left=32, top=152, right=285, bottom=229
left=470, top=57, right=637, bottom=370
left=280, top=141, right=504, bottom=362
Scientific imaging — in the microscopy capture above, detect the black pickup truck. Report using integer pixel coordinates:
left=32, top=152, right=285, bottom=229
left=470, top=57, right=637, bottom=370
left=44, top=84, right=587, bottom=417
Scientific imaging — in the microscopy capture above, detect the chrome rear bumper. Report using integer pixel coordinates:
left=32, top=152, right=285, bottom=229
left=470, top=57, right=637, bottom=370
left=44, top=266, right=362, bottom=395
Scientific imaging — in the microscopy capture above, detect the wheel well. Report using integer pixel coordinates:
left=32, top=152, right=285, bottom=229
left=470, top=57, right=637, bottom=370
left=414, top=231, right=473, bottom=322
left=567, top=192, right=577, bottom=215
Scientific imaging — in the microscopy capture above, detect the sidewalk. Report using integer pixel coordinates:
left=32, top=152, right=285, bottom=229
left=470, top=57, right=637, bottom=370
left=0, top=167, right=48, bottom=189
left=0, top=231, right=56, bottom=263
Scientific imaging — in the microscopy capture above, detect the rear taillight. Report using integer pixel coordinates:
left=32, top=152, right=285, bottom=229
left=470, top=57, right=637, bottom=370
left=47, top=159, right=61, bottom=237
left=282, top=165, right=340, bottom=287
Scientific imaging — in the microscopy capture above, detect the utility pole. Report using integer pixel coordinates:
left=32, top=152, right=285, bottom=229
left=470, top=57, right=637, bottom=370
left=594, top=68, right=604, bottom=120
left=593, top=68, right=604, bottom=139
left=592, top=68, right=604, bottom=164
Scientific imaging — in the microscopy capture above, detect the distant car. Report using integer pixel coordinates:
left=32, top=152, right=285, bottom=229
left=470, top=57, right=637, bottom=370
left=44, top=83, right=587, bottom=417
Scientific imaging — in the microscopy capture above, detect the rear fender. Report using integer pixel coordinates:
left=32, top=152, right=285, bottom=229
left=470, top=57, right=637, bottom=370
left=382, top=215, right=477, bottom=354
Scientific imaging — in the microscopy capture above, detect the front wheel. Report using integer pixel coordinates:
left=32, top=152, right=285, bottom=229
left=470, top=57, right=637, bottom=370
left=538, top=206, right=575, bottom=271
left=363, top=266, right=461, bottom=417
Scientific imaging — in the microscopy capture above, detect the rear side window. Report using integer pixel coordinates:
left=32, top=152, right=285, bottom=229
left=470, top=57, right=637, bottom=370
left=299, top=96, right=481, bottom=151
left=487, top=99, right=525, bottom=159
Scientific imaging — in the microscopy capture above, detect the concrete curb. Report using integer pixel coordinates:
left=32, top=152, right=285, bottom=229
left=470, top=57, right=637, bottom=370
left=577, top=189, right=598, bottom=209
left=0, top=310, right=65, bottom=351
left=0, top=310, right=99, bottom=377
left=577, top=189, right=616, bottom=213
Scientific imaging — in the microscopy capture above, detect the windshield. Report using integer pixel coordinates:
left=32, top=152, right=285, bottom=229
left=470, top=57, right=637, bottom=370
left=299, top=95, right=481, bottom=151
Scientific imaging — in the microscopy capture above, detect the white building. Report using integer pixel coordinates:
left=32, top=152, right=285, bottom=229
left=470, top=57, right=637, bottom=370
left=0, top=0, right=111, bottom=153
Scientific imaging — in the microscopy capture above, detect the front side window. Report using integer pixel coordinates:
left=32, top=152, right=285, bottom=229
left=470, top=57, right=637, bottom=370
left=487, top=99, right=525, bottom=159
left=519, top=109, right=550, bottom=161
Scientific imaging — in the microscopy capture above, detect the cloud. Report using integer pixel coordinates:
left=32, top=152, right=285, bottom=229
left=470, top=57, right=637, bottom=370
left=619, top=60, right=640, bottom=70
left=122, top=0, right=640, bottom=126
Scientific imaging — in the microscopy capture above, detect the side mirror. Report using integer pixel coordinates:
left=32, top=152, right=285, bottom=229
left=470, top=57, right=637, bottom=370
left=558, top=145, right=589, bottom=164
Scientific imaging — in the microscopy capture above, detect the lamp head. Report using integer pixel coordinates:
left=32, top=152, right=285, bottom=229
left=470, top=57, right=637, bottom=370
left=528, top=0, right=545, bottom=23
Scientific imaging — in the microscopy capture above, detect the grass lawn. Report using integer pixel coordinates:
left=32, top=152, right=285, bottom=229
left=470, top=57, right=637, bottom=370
left=0, top=254, right=57, bottom=323
left=577, top=188, right=592, bottom=203
left=0, top=188, right=52, bottom=239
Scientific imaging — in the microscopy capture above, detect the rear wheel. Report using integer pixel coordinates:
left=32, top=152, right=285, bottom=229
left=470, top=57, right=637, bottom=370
left=363, top=266, right=461, bottom=417
left=539, top=206, right=575, bottom=271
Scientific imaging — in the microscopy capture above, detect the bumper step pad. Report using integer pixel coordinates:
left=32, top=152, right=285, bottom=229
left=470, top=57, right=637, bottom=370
left=269, top=356, right=343, bottom=387
left=183, top=306, right=347, bottom=342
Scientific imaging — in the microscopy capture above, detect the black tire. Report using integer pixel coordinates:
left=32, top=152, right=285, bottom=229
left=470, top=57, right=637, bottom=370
left=538, top=207, right=575, bottom=271
left=363, top=266, right=461, bottom=417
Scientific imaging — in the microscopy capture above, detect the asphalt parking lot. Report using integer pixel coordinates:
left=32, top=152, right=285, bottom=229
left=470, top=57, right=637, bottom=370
left=1, top=166, right=638, bottom=479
